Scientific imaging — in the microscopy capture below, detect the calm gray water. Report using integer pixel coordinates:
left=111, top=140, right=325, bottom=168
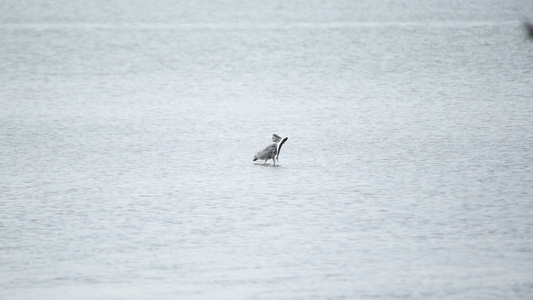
left=1, top=0, right=533, bottom=299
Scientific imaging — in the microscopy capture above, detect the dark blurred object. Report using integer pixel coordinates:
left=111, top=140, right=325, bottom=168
left=524, top=20, right=533, bottom=39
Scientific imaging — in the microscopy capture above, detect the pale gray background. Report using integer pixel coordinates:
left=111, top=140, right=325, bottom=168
left=1, top=0, right=533, bottom=299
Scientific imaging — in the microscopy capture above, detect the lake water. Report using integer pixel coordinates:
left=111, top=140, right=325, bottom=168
left=1, top=0, right=533, bottom=299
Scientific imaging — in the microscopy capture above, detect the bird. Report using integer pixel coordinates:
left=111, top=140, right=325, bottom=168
left=524, top=20, right=533, bottom=39
left=253, top=134, right=288, bottom=166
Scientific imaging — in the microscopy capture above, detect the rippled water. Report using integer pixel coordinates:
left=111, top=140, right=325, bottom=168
left=1, top=0, right=533, bottom=299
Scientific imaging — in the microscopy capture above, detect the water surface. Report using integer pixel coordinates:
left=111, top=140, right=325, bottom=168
left=1, top=0, right=533, bottom=299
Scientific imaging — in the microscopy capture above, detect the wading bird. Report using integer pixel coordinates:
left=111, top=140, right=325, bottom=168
left=253, top=134, right=288, bottom=166
left=525, top=20, right=533, bottom=39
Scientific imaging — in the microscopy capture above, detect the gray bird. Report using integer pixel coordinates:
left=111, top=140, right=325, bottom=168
left=253, top=134, right=288, bottom=166
left=525, top=20, right=533, bottom=39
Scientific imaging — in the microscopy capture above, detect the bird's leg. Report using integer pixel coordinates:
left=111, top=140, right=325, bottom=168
left=263, top=159, right=267, bottom=165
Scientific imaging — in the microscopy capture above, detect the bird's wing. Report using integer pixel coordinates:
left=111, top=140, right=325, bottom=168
left=253, top=143, right=276, bottom=161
